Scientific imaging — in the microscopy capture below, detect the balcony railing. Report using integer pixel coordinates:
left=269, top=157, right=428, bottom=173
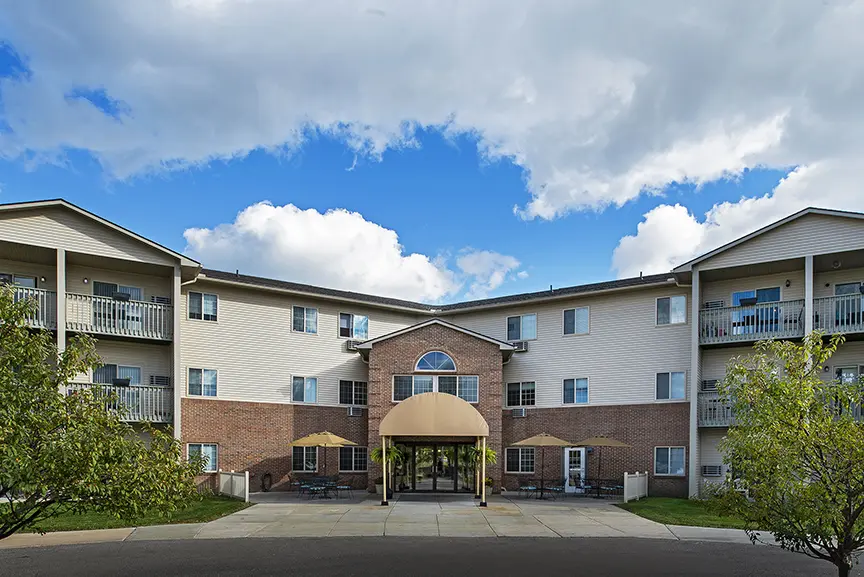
left=15, top=287, right=57, bottom=330
left=699, top=299, right=805, bottom=345
left=66, top=293, right=173, bottom=340
left=814, top=294, right=864, bottom=336
left=698, top=391, right=733, bottom=427
left=66, top=383, right=173, bottom=423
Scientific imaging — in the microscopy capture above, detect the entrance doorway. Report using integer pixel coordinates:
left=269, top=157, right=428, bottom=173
left=396, top=443, right=475, bottom=493
left=563, top=447, right=587, bottom=494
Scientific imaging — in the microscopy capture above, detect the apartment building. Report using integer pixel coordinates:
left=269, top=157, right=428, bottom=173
left=3, top=199, right=864, bottom=499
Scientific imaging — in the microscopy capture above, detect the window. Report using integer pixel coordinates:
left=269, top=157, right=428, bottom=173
left=656, top=296, right=686, bottom=325
left=292, top=376, right=318, bottom=403
left=507, top=313, right=537, bottom=341
left=563, top=378, right=589, bottom=404
left=506, top=382, right=536, bottom=407
left=505, top=447, right=535, bottom=473
left=457, top=376, right=479, bottom=403
left=339, top=447, right=368, bottom=472
left=292, top=446, right=317, bottom=472
left=656, top=372, right=686, bottom=400
left=0, top=273, right=37, bottom=288
left=339, top=313, right=369, bottom=339
left=292, top=306, right=318, bottom=334
left=189, top=292, right=218, bottom=321
left=188, top=443, right=218, bottom=472
left=188, top=368, right=217, bottom=397
left=93, top=364, right=142, bottom=385
left=339, top=380, right=368, bottom=405
left=392, top=375, right=479, bottom=402
left=416, top=351, right=456, bottom=371
left=655, top=447, right=685, bottom=476
left=563, top=307, right=589, bottom=335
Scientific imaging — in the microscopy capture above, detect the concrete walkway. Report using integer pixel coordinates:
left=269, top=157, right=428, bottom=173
left=0, top=495, right=760, bottom=548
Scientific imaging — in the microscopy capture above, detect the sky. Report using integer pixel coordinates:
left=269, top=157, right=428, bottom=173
left=0, top=1, right=863, bottom=303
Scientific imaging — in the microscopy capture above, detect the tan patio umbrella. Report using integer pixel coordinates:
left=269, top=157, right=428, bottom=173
left=572, top=436, right=631, bottom=489
left=513, top=433, right=572, bottom=498
left=291, top=431, right=356, bottom=476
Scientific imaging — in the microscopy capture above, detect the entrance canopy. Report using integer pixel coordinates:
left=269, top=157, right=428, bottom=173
left=379, top=392, right=489, bottom=437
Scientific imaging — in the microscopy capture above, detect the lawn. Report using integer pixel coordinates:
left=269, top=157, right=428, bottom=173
left=616, top=497, right=750, bottom=530
left=11, top=495, right=250, bottom=533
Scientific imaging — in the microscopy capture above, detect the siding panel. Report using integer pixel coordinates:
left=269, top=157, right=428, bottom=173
left=66, top=265, right=172, bottom=302
left=701, top=271, right=805, bottom=306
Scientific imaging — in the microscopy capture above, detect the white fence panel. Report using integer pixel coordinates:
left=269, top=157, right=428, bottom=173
left=218, top=470, right=249, bottom=502
left=623, top=471, right=648, bottom=503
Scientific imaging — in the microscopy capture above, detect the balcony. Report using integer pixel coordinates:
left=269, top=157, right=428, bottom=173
left=699, top=299, right=805, bottom=345
left=698, top=391, right=733, bottom=427
left=814, top=294, right=864, bottom=336
left=66, top=293, right=173, bottom=341
left=16, top=287, right=57, bottom=330
left=66, top=383, right=173, bottom=423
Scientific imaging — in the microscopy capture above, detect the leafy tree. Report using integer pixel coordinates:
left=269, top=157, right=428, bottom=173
left=0, top=286, right=203, bottom=539
left=710, top=333, right=864, bottom=577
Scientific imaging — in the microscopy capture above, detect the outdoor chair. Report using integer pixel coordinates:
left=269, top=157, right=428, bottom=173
left=518, top=479, right=538, bottom=498
left=334, top=479, right=354, bottom=499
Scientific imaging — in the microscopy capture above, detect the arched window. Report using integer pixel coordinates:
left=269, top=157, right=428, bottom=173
left=416, top=351, right=456, bottom=372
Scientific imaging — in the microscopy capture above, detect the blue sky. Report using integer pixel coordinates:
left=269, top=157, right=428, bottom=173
left=0, top=2, right=860, bottom=302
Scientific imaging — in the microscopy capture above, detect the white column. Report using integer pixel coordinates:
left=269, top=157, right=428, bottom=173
left=172, top=264, right=182, bottom=441
left=381, top=436, right=389, bottom=506
left=475, top=437, right=481, bottom=498
left=688, top=267, right=701, bottom=498
left=805, top=255, right=814, bottom=336
left=480, top=437, right=487, bottom=507
left=56, top=249, right=66, bottom=354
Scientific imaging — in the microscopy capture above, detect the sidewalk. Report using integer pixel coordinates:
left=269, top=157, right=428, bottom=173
left=0, top=495, right=764, bottom=548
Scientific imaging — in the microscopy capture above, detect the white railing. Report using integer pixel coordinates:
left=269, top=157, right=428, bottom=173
left=66, top=293, right=173, bottom=340
left=698, top=391, right=733, bottom=427
left=623, top=471, right=648, bottom=503
left=699, top=299, right=805, bottom=345
left=66, top=383, right=173, bottom=423
left=15, top=287, right=57, bottom=329
left=218, top=471, right=250, bottom=502
left=814, top=294, right=864, bottom=336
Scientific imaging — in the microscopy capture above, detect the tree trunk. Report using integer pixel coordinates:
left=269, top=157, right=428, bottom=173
left=837, top=562, right=850, bottom=577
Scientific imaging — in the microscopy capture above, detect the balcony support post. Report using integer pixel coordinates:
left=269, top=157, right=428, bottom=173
left=805, top=255, right=814, bottom=336
left=172, top=263, right=182, bottom=441
left=689, top=267, right=701, bottom=499
left=56, top=248, right=66, bottom=354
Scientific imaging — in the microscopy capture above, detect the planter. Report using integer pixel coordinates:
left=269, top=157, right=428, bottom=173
left=375, top=483, right=383, bottom=495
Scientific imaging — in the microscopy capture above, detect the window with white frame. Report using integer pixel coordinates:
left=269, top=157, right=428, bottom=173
left=506, top=382, right=536, bottom=407
left=563, top=307, right=589, bottom=335
left=292, top=376, right=318, bottom=403
left=563, top=378, right=588, bottom=404
left=656, top=296, right=686, bottom=325
left=416, top=351, right=456, bottom=371
left=507, top=313, right=537, bottom=341
left=292, top=306, right=318, bottom=334
left=339, top=313, right=369, bottom=339
left=0, top=273, right=37, bottom=287
left=339, top=380, right=368, bottom=405
left=656, top=371, right=686, bottom=400
left=505, top=447, right=535, bottom=473
left=189, top=292, right=218, bottom=321
left=292, top=446, right=317, bottom=472
left=655, top=446, right=685, bottom=476
left=339, top=446, right=368, bottom=472
left=392, top=375, right=478, bottom=402
left=188, top=368, right=217, bottom=397
left=93, top=364, right=142, bottom=385
left=188, top=443, right=218, bottom=472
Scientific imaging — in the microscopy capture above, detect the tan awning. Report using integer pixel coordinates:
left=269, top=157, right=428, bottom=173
left=379, top=392, right=489, bottom=437
left=513, top=433, right=572, bottom=447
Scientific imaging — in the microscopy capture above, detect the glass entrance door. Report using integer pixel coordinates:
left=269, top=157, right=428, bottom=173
left=403, top=443, right=467, bottom=492
left=436, top=446, right=456, bottom=491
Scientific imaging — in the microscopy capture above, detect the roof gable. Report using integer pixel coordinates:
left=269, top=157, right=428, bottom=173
left=356, top=318, right=515, bottom=351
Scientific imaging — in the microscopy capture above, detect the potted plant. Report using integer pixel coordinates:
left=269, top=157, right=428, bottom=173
left=374, top=477, right=384, bottom=495
left=370, top=446, right=405, bottom=496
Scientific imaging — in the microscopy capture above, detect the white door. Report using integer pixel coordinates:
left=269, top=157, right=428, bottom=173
left=563, top=447, right=586, bottom=493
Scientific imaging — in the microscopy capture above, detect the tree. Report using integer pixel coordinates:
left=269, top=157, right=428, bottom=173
left=0, top=286, right=203, bottom=539
left=709, top=332, right=864, bottom=577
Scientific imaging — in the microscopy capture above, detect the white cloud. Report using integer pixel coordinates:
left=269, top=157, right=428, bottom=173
left=517, top=270, right=529, bottom=280
left=183, top=201, right=521, bottom=302
left=1, top=1, right=864, bottom=222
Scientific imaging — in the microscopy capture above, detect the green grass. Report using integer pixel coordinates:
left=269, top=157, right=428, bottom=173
left=617, top=497, right=750, bottom=529
left=12, top=495, right=250, bottom=533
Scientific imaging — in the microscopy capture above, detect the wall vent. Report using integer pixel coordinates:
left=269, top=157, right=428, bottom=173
left=704, top=300, right=725, bottom=309
left=150, top=375, right=171, bottom=387
left=151, top=296, right=172, bottom=305
left=511, top=407, right=527, bottom=418
left=347, top=406, right=363, bottom=417
left=701, top=379, right=719, bottom=391
left=346, top=340, right=362, bottom=352
left=702, top=465, right=723, bottom=477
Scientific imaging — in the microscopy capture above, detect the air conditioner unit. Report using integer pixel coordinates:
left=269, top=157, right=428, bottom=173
left=150, top=375, right=171, bottom=387
left=701, top=379, right=719, bottom=391
left=511, top=341, right=529, bottom=352
left=702, top=465, right=723, bottom=477
left=346, top=340, right=362, bottom=352
left=151, top=296, right=172, bottom=305
left=704, top=300, right=725, bottom=309
left=511, top=407, right=527, bottom=418
left=347, top=406, right=363, bottom=417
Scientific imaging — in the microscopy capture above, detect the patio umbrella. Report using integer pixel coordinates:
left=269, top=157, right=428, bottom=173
left=290, top=431, right=356, bottom=476
left=572, top=436, right=631, bottom=494
left=513, top=433, right=572, bottom=498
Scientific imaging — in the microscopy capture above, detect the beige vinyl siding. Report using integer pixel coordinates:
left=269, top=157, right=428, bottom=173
left=180, top=281, right=420, bottom=405
left=66, top=265, right=172, bottom=301
left=0, top=207, right=174, bottom=266
left=815, top=267, right=864, bottom=298
left=449, top=287, right=692, bottom=407
left=822, top=342, right=864, bottom=380
left=701, top=271, right=805, bottom=306
left=700, top=214, right=864, bottom=271
left=699, top=429, right=727, bottom=475
left=0, top=259, right=57, bottom=290
left=700, top=347, right=752, bottom=382
left=75, top=340, right=172, bottom=384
